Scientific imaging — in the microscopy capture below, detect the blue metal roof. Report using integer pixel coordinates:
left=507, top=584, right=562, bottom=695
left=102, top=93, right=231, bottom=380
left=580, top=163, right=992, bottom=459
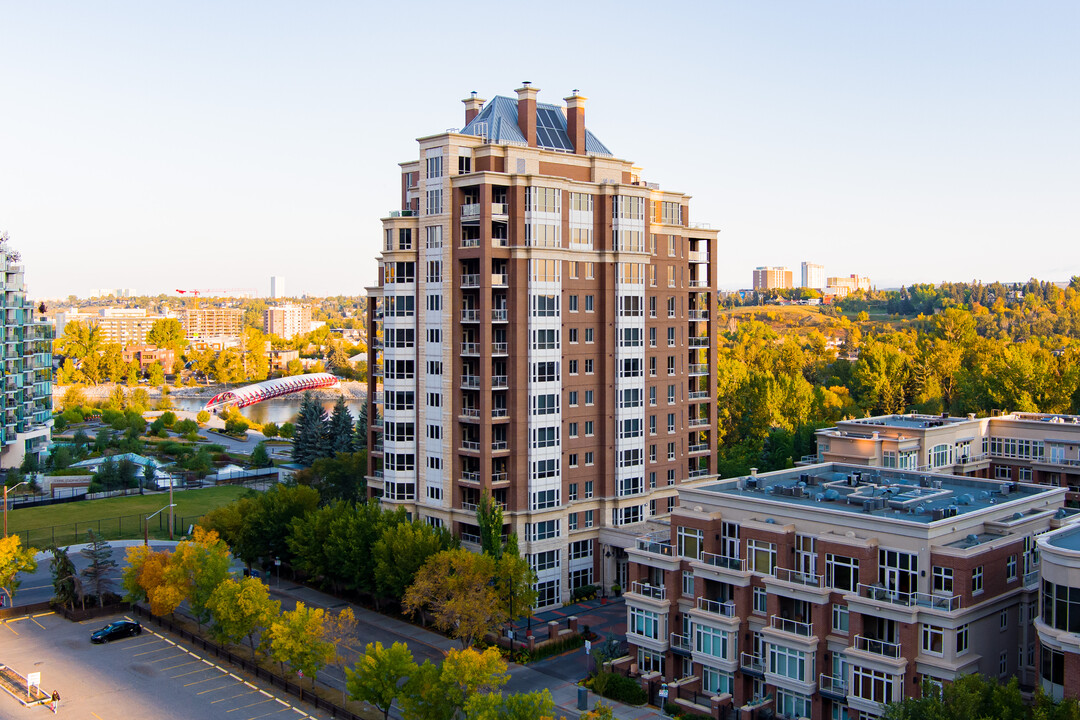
left=460, top=96, right=612, bottom=156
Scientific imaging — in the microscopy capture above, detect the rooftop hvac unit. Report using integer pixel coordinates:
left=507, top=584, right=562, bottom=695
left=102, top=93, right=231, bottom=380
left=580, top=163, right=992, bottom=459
left=933, top=480, right=943, bottom=489
left=746, top=477, right=757, bottom=489
left=793, top=486, right=805, bottom=498
left=863, top=499, right=876, bottom=513
left=932, top=509, right=945, bottom=521
left=800, top=474, right=811, bottom=484
left=848, top=475, right=858, bottom=487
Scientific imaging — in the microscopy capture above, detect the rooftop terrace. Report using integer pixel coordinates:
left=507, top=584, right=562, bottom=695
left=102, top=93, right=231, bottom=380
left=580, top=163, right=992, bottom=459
left=697, top=463, right=1057, bottom=525
left=1046, top=523, right=1080, bottom=552
left=841, top=413, right=976, bottom=430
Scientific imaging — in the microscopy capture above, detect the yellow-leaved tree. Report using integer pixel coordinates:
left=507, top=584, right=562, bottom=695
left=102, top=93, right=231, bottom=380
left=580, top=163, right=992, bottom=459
left=268, top=602, right=335, bottom=687
left=402, top=548, right=504, bottom=648
left=207, top=576, right=280, bottom=660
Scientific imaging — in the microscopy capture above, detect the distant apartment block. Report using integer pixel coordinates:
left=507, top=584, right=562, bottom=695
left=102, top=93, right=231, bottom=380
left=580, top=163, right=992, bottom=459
left=1, top=246, right=53, bottom=469
left=366, top=85, right=719, bottom=609
left=264, top=304, right=312, bottom=340
left=826, top=274, right=871, bottom=297
left=624, top=462, right=1072, bottom=719
left=89, top=288, right=137, bottom=298
left=753, top=266, right=793, bottom=291
left=270, top=276, right=286, bottom=299
left=817, top=412, right=1080, bottom=506
left=55, top=307, right=164, bottom=346
left=801, top=262, right=825, bottom=290
left=121, top=344, right=176, bottom=371
left=181, top=308, right=244, bottom=340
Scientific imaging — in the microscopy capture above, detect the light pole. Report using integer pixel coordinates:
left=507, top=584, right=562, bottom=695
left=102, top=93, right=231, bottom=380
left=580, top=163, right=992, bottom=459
left=144, top=503, right=177, bottom=546
left=3, top=480, right=28, bottom=537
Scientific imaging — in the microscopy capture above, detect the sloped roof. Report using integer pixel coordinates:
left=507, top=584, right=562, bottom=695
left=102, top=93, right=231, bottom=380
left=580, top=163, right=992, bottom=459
left=460, top=96, right=613, bottom=156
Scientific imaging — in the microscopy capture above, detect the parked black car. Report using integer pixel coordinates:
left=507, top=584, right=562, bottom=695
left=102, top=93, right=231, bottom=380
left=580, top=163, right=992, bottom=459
left=90, top=620, right=142, bottom=643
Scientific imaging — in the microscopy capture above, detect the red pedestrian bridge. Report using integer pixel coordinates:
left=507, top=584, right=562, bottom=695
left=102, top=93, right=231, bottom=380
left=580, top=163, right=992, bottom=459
left=202, top=373, right=341, bottom=411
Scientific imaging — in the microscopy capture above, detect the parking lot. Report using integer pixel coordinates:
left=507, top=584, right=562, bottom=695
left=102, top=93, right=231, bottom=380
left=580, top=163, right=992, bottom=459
left=0, top=611, right=332, bottom=719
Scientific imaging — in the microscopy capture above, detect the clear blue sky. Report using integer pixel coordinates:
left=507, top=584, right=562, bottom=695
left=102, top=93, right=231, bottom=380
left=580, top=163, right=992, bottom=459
left=2, top=1, right=1077, bottom=299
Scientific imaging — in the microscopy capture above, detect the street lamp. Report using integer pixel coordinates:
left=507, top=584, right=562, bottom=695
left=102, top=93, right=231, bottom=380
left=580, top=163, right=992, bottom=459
left=144, top=503, right=177, bottom=546
left=3, top=480, right=28, bottom=537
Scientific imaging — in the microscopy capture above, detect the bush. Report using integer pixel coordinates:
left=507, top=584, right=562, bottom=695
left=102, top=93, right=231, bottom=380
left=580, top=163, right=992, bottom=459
left=590, top=673, right=646, bottom=706
left=195, top=410, right=210, bottom=425
left=261, top=422, right=279, bottom=438
left=278, top=422, right=295, bottom=439
left=174, top=419, right=199, bottom=436
left=160, top=411, right=177, bottom=427
left=224, top=417, right=249, bottom=436
left=572, top=584, right=599, bottom=602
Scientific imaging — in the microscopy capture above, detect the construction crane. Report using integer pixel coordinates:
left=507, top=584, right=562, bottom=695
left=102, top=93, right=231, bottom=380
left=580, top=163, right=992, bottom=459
left=175, top=288, right=256, bottom=308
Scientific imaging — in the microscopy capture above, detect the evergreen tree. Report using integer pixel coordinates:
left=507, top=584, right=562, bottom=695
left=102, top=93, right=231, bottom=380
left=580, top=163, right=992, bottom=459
left=291, top=393, right=327, bottom=466
left=353, top=402, right=369, bottom=452
left=250, top=441, right=272, bottom=468
left=48, top=545, right=80, bottom=611
left=476, top=492, right=505, bottom=559
left=328, top=396, right=354, bottom=455
left=80, top=530, right=118, bottom=607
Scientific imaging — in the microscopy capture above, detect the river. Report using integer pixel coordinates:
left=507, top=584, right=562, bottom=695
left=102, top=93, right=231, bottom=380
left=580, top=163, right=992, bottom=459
left=170, top=396, right=367, bottom=425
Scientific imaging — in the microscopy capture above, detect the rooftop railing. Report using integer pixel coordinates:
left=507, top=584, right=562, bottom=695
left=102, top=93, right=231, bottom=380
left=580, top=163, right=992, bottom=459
left=856, top=583, right=961, bottom=611
left=773, top=567, right=825, bottom=588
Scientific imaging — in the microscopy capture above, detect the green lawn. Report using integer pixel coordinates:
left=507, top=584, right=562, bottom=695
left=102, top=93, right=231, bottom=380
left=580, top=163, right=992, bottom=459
left=7, top=486, right=249, bottom=548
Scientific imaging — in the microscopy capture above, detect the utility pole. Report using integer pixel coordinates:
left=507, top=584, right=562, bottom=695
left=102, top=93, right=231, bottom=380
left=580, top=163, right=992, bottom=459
left=3, top=481, right=28, bottom=537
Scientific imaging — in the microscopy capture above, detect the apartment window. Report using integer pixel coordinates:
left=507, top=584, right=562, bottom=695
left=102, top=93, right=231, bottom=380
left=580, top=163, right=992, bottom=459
left=667, top=385, right=676, bottom=404
left=649, top=416, right=657, bottom=435
left=682, top=571, right=695, bottom=597
left=426, top=294, right=440, bottom=311
left=956, top=624, right=969, bottom=653
left=753, top=586, right=767, bottom=613
left=825, top=554, right=859, bottom=592
left=667, top=356, right=676, bottom=375
left=1007, top=554, right=1017, bottom=581
left=667, top=442, right=675, bottom=461
left=677, top=527, right=704, bottom=560
left=585, top=452, right=594, bottom=466
left=852, top=667, right=894, bottom=705
left=585, top=390, right=594, bottom=405
left=629, top=607, right=660, bottom=640
left=568, top=453, right=578, bottom=468
left=426, top=153, right=443, bottom=179
left=425, top=392, right=441, bottom=407
left=649, top=327, right=657, bottom=347
left=568, top=359, right=578, bottom=375
left=568, top=483, right=578, bottom=501
left=1019, top=467, right=1032, bottom=481
left=426, top=189, right=443, bottom=215
left=696, top=624, right=731, bottom=660
left=426, top=424, right=441, bottom=439
left=568, top=391, right=578, bottom=407
left=666, top=497, right=676, bottom=513
left=531, top=462, right=559, bottom=484
left=667, top=297, right=676, bottom=317
left=585, top=295, right=594, bottom=312
left=584, top=509, right=594, bottom=528
left=999, top=651, right=1009, bottom=676
left=585, top=359, right=594, bottom=374
left=649, top=357, right=657, bottom=376
left=584, top=480, right=594, bottom=498
left=532, top=329, right=558, bottom=349
left=585, top=328, right=594, bottom=343
left=530, top=550, right=559, bottom=573
left=568, top=261, right=578, bottom=279
left=568, top=513, right=578, bottom=531
left=702, top=668, right=733, bottom=697
left=748, top=540, right=776, bottom=575
left=832, top=603, right=849, bottom=634
left=532, top=394, right=558, bottom=415
left=649, top=296, right=656, bottom=318
left=922, top=625, right=944, bottom=655
left=425, top=225, right=442, bottom=248
left=568, top=422, right=578, bottom=438
left=585, top=421, right=594, bottom=436
left=426, top=328, right=440, bottom=343
left=667, top=327, right=676, bottom=347
left=536, top=580, right=559, bottom=607
left=649, top=445, right=657, bottom=463
left=568, top=328, right=578, bottom=343
left=667, top=469, right=676, bottom=485
left=883, top=450, right=897, bottom=468
left=649, top=386, right=657, bottom=406
left=769, top=645, right=806, bottom=681
left=932, top=566, right=953, bottom=595
left=528, top=520, right=559, bottom=541
left=1000, top=609, right=1008, bottom=630
left=568, top=295, right=578, bottom=312
left=667, top=413, right=676, bottom=434
left=649, top=472, right=656, bottom=488
left=973, top=566, right=984, bottom=595
left=533, top=361, right=559, bottom=383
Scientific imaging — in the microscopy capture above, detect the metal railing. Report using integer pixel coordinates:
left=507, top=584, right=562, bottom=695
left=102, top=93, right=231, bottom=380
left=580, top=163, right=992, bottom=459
left=491, top=441, right=508, bottom=451
left=688, top=390, right=710, bottom=400
left=688, top=468, right=710, bottom=478
left=819, top=673, right=847, bottom=696
left=460, top=408, right=481, bottom=419
left=1024, top=570, right=1040, bottom=588
left=491, top=309, right=508, bottom=322
left=688, top=309, right=709, bottom=320
left=689, top=417, right=709, bottom=427
left=629, top=581, right=667, bottom=600
left=461, top=342, right=479, bottom=355
left=700, top=551, right=742, bottom=570
left=689, top=444, right=710, bottom=454
left=492, top=342, right=508, bottom=354
left=461, top=237, right=480, bottom=248
left=461, top=375, right=481, bottom=388
left=460, top=274, right=480, bottom=288
left=773, top=567, right=825, bottom=588
left=460, top=309, right=480, bottom=322
left=689, top=337, right=710, bottom=347
left=491, top=202, right=509, bottom=215
left=688, top=364, right=709, bottom=375
left=491, top=375, right=508, bottom=388
left=491, top=408, right=508, bottom=418
left=460, top=471, right=480, bottom=483
left=696, top=597, right=737, bottom=617
left=461, top=440, right=480, bottom=452
left=461, top=203, right=481, bottom=218
left=770, top=615, right=813, bottom=637
left=856, top=583, right=961, bottom=611
left=491, top=273, right=508, bottom=287
left=740, top=652, right=765, bottom=673
left=635, top=538, right=674, bottom=556
left=854, top=634, right=901, bottom=658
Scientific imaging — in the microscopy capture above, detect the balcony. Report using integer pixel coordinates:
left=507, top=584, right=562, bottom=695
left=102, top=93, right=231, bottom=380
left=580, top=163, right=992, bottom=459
left=769, top=615, right=813, bottom=637
left=461, top=203, right=481, bottom=219
left=461, top=440, right=481, bottom=452
left=688, top=390, right=710, bottom=400
left=491, top=202, right=509, bottom=217
left=688, top=364, right=709, bottom=376
left=491, top=441, right=508, bottom=452
left=670, top=633, right=692, bottom=654
left=491, top=308, right=508, bottom=322
left=773, top=568, right=825, bottom=588
left=853, top=634, right=901, bottom=659
left=689, top=417, right=709, bottom=428
left=461, top=237, right=480, bottom=248
left=855, top=583, right=961, bottom=611
left=461, top=342, right=480, bottom=355
left=491, top=472, right=508, bottom=484
left=492, top=375, right=508, bottom=389
left=491, top=273, right=508, bottom=287
left=492, top=342, right=508, bottom=355
left=688, top=337, right=710, bottom=348
left=819, top=673, right=847, bottom=700
left=740, top=652, right=765, bottom=676
left=689, top=250, right=710, bottom=263
left=460, top=407, right=481, bottom=419
left=461, top=374, right=481, bottom=389
left=629, top=581, right=666, bottom=601
left=700, top=552, right=742, bottom=571
left=460, top=471, right=480, bottom=483
left=1024, top=570, right=1040, bottom=589
left=635, top=537, right=674, bottom=556
left=688, top=443, right=710, bottom=454
left=689, top=279, right=710, bottom=288
left=688, top=309, right=709, bottom=320
left=461, top=532, right=481, bottom=545
left=491, top=408, right=509, bottom=419
left=460, top=274, right=480, bottom=288
left=696, top=597, right=736, bottom=618
left=460, top=309, right=480, bottom=322
left=688, top=468, right=710, bottom=478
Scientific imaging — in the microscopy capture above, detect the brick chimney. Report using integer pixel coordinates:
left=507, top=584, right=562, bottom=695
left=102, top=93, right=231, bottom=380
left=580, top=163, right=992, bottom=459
left=462, top=91, right=485, bottom=126
left=516, top=82, right=538, bottom=147
left=564, top=91, right=587, bottom=155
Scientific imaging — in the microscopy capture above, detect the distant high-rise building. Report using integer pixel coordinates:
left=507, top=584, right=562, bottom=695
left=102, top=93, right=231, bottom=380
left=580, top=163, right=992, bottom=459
left=181, top=308, right=244, bottom=340
left=800, top=261, right=825, bottom=290
left=826, top=274, right=872, bottom=297
left=264, top=304, right=312, bottom=340
left=54, top=307, right=165, bottom=346
left=0, top=238, right=53, bottom=469
left=366, top=85, right=719, bottom=609
left=752, top=266, right=793, bottom=290
left=270, top=276, right=286, bottom=299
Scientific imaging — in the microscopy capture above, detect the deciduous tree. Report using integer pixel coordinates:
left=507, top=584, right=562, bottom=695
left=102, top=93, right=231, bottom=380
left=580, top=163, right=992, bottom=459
left=268, top=601, right=336, bottom=685
left=0, top=535, right=38, bottom=605
left=207, top=576, right=280, bottom=660
left=345, top=641, right=417, bottom=720
left=403, top=548, right=505, bottom=648
left=373, top=521, right=456, bottom=601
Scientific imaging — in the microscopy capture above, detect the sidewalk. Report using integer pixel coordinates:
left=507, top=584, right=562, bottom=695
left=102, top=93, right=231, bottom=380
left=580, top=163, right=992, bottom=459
left=267, top=581, right=661, bottom=719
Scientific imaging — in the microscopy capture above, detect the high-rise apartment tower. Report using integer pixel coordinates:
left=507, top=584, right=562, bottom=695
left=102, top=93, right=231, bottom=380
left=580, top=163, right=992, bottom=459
left=366, top=86, right=719, bottom=608
left=753, top=266, right=793, bottom=291
left=801, top=262, right=825, bottom=290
